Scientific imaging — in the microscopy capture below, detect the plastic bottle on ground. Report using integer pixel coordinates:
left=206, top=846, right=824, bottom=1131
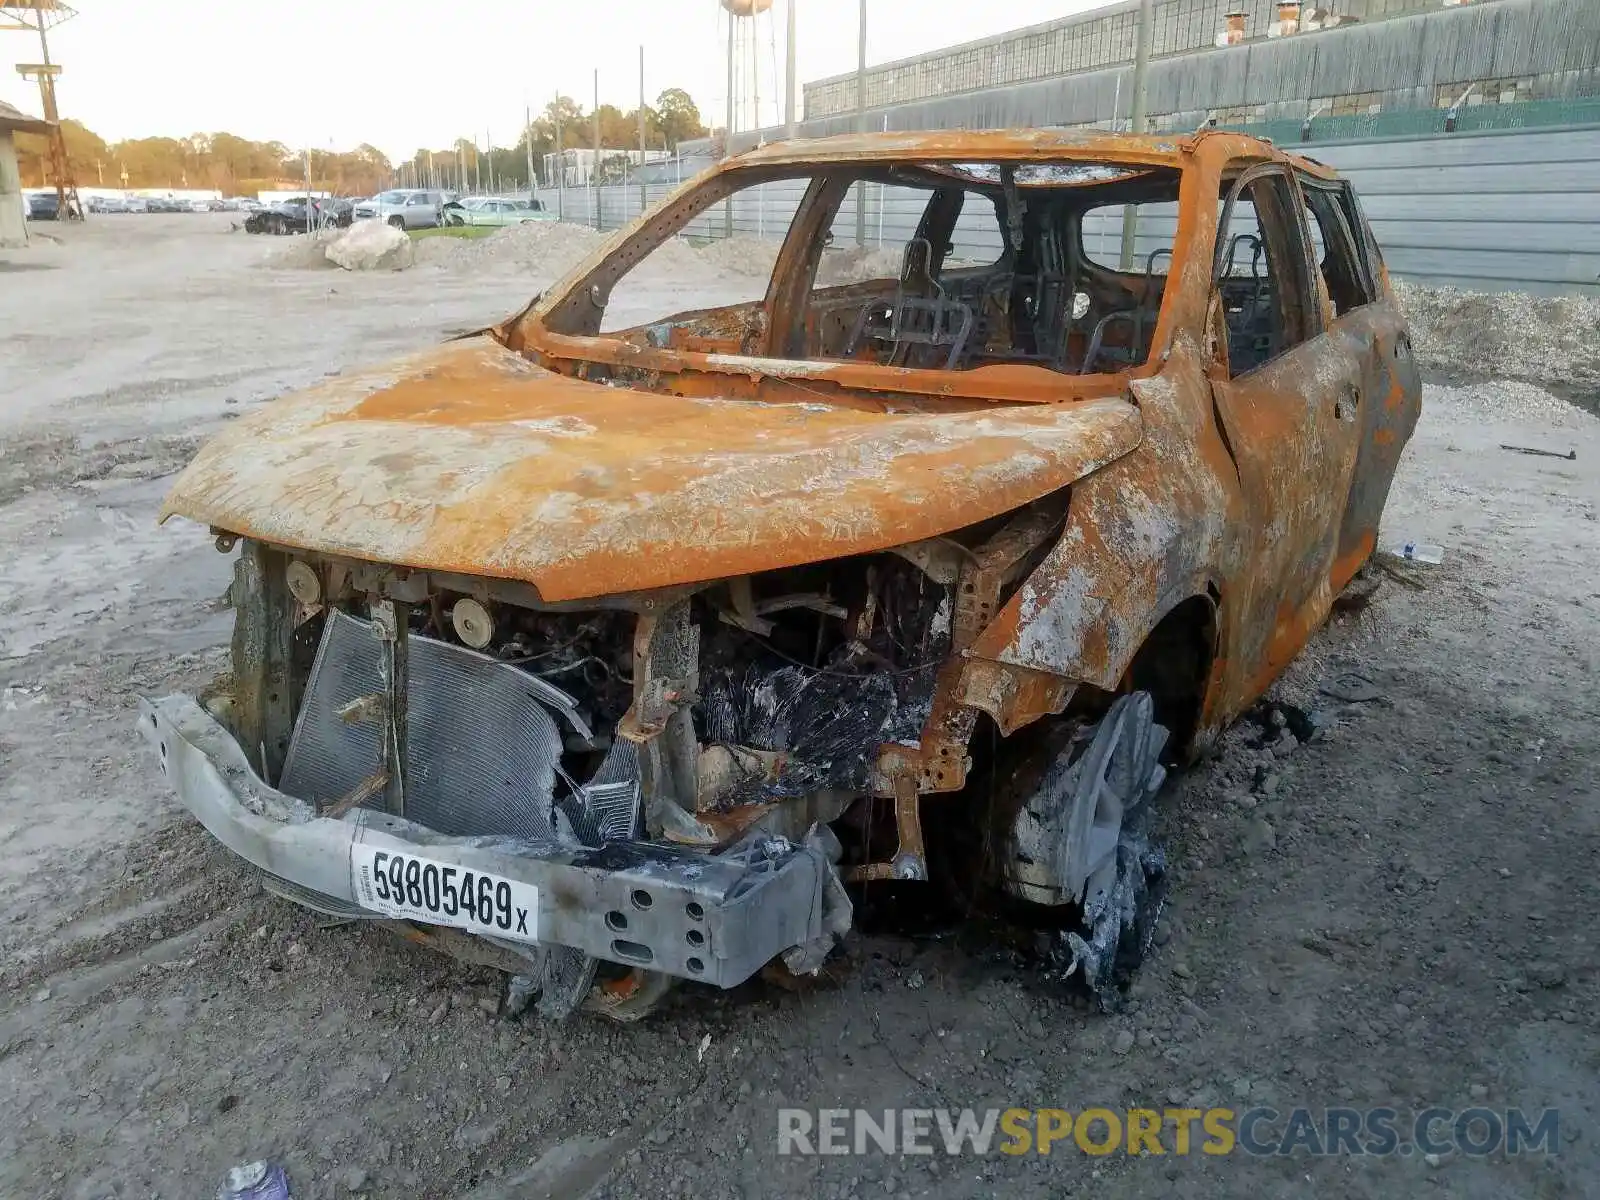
left=1386, top=541, right=1443, bottom=565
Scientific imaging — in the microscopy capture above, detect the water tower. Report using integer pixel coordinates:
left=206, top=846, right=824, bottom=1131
left=720, top=0, right=776, bottom=145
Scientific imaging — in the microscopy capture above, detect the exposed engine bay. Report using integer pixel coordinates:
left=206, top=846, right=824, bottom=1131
left=268, top=544, right=966, bottom=875
left=186, top=491, right=1167, bottom=1018
left=279, top=551, right=954, bottom=854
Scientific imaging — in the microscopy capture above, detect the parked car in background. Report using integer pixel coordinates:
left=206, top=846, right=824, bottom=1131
left=24, top=191, right=59, bottom=220
left=124, top=196, right=150, bottom=213
left=441, top=195, right=556, bottom=228
left=319, top=197, right=355, bottom=226
left=352, top=188, right=451, bottom=230
left=88, top=195, right=127, bottom=214
left=243, top=196, right=355, bottom=235
left=188, top=198, right=211, bottom=213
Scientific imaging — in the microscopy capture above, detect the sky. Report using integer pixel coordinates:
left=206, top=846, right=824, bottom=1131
left=0, top=0, right=1103, bottom=160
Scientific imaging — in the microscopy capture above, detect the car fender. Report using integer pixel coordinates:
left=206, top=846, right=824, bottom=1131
left=966, top=346, right=1239, bottom=697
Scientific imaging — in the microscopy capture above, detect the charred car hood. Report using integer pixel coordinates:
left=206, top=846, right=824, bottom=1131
left=162, top=339, right=1143, bottom=601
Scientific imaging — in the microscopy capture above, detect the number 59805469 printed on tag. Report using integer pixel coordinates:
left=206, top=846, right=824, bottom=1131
left=350, top=845, right=539, bottom=942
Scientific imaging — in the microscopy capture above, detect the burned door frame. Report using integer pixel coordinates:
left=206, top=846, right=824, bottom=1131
left=1204, top=161, right=1368, bottom=701
left=1299, top=174, right=1424, bottom=586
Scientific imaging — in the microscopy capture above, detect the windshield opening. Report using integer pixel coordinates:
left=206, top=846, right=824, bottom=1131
left=531, top=159, right=1183, bottom=385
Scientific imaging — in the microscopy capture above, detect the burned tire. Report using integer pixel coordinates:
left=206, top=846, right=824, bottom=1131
left=996, top=691, right=1170, bottom=1009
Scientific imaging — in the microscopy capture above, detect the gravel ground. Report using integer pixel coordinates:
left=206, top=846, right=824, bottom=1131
left=0, top=217, right=1595, bottom=1200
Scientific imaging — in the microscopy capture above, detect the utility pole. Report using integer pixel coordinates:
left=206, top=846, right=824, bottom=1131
left=592, top=68, right=601, bottom=229
left=638, top=44, right=647, bottom=216
left=854, top=0, right=867, bottom=246
left=1118, top=0, right=1155, bottom=270
left=723, top=7, right=734, bottom=237
left=554, top=95, right=564, bottom=220
left=525, top=104, right=536, bottom=197
left=784, top=0, right=797, bottom=139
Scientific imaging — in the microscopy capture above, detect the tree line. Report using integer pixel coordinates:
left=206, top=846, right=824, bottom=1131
left=15, top=89, right=710, bottom=194
left=395, top=89, right=711, bottom=190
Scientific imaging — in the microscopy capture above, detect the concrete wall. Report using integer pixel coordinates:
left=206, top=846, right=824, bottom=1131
left=789, top=0, right=1600, bottom=141
left=802, top=0, right=1593, bottom=121
left=557, top=124, right=1600, bottom=297
left=0, top=131, right=28, bottom=248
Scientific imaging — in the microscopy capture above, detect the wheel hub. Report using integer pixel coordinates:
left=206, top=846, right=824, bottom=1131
left=1001, top=691, right=1170, bottom=1007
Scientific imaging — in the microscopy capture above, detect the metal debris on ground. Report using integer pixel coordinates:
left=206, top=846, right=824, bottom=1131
left=1500, top=444, right=1577, bottom=460
left=1319, top=671, right=1382, bottom=704
left=1247, top=699, right=1329, bottom=743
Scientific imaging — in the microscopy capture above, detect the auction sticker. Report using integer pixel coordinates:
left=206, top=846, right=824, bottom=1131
left=351, top=845, right=538, bottom=942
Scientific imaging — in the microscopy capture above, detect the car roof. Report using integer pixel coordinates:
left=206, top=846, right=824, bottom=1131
left=727, top=128, right=1341, bottom=181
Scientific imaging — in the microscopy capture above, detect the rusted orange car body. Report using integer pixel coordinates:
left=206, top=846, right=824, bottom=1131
left=143, top=130, right=1419, bottom=1014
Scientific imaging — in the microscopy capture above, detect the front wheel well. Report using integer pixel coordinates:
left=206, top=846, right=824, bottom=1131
left=1121, top=594, right=1217, bottom=758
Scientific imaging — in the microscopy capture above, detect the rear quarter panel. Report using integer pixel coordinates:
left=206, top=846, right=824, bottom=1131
left=1332, top=288, right=1422, bottom=581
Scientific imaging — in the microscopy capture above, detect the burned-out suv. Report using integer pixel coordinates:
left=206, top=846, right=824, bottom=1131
left=141, top=130, right=1419, bottom=1020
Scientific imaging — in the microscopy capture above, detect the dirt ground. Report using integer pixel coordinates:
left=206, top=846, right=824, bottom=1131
left=1, top=216, right=1596, bottom=1200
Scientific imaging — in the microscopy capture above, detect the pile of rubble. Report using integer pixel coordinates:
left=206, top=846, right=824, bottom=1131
left=412, top=219, right=606, bottom=276
left=1394, top=279, right=1600, bottom=399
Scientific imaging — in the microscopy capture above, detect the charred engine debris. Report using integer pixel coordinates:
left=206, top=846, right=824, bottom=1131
left=698, top=555, right=952, bottom=808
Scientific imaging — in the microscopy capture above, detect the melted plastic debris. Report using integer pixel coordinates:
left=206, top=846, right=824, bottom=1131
left=701, top=664, right=897, bottom=803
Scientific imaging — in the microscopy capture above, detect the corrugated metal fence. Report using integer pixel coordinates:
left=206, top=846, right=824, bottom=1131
left=553, top=124, right=1600, bottom=296
left=1311, top=128, right=1600, bottom=294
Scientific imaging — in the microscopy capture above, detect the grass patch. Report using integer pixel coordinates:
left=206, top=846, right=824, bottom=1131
left=408, top=224, right=499, bottom=240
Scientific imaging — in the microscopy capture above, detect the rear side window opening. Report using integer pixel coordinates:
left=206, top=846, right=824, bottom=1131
left=539, top=160, right=1184, bottom=378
